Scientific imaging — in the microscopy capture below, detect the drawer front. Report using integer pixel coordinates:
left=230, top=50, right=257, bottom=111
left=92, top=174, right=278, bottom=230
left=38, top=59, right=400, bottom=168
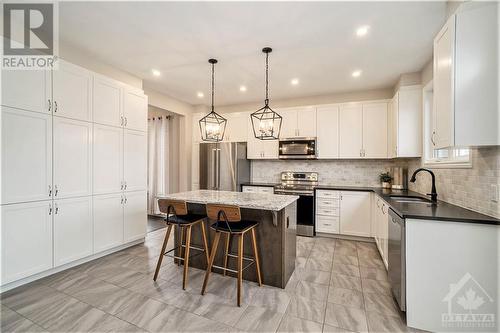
left=316, top=216, right=339, bottom=233
left=316, top=190, right=340, bottom=199
left=316, top=206, right=340, bottom=217
left=316, top=198, right=339, bottom=208
left=242, top=186, right=274, bottom=194
left=242, top=186, right=256, bottom=193
left=259, top=187, right=274, bottom=194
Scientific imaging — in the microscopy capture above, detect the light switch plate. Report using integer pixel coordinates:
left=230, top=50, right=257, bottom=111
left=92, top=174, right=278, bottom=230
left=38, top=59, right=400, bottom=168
left=491, top=184, right=499, bottom=203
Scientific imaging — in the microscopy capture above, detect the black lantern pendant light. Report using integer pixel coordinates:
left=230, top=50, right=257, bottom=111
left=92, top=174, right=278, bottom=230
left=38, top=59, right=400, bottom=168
left=250, top=47, right=282, bottom=140
left=199, top=58, right=226, bottom=142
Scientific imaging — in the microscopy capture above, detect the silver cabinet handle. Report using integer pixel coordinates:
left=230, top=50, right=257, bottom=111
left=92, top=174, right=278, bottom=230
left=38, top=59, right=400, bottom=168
left=48, top=185, right=52, bottom=197
left=382, top=204, right=387, bottom=214
left=120, top=116, right=124, bottom=126
left=124, top=181, right=127, bottom=190
left=121, top=195, right=124, bottom=204
left=120, top=181, right=123, bottom=190
left=48, top=99, right=52, bottom=112
left=431, top=132, right=436, bottom=146
left=54, top=185, right=58, bottom=196
left=124, top=117, right=128, bottom=126
left=54, top=101, right=58, bottom=112
left=124, top=196, right=127, bottom=204
left=48, top=203, right=52, bottom=215
left=55, top=203, right=59, bottom=214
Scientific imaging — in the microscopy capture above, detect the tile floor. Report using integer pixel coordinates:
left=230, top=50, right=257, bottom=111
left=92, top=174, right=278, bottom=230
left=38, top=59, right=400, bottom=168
left=1, top=229, right=419, bottom=332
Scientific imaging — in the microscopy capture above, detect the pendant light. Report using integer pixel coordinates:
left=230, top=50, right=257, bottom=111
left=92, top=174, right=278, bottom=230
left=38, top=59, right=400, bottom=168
left=250, top=47, right=282, bottom=140
left=199, top=58, right=226, bottom=142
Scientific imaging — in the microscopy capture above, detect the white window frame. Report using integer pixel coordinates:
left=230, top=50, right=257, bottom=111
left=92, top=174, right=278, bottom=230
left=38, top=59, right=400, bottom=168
left=422, top=81, right=471, bottom=169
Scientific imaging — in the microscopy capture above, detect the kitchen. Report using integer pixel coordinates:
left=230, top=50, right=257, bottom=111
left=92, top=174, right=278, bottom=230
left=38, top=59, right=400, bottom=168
left=1, top=1, right=499, bottom=333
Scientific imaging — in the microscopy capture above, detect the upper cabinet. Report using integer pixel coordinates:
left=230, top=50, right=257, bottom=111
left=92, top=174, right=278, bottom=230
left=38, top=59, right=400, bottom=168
left=362, top=102, right=388, bottom=158
left=278, top=107, right=316, bottom=138
left=52, top=60, right=93, bottom=121
left=246, top=117, right=278, bottom=159
left=93, top=75, right=123, bottom=127
left=223, top=112, right=248, bottom=142
left=433, top=2, right=499, bottom=148
left=2, top=70, right=51, bottom=114
left=388, top=86, right=422, bottom=158
left=339, top=104, right=363, bottom=158
left=123, top=87, right=148, bottom=132
left=316, top=105, right=339, bottom=159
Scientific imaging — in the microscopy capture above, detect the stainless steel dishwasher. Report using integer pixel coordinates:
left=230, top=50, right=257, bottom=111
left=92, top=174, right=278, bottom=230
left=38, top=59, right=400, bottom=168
left=388, top=208, right=406, bottom=311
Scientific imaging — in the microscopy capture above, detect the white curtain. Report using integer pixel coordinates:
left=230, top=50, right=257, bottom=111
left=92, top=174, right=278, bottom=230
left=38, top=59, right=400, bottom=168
left=148, top=116, right=170, bottom=214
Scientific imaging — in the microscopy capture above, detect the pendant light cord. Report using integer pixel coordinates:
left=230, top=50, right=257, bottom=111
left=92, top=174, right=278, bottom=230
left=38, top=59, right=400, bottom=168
left=211, top=62, right=215, bottom=112
left=265, top=51, right=269, bottom=105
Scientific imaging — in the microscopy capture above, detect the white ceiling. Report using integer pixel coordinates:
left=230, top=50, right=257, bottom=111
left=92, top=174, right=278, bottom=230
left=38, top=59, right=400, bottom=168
left=59, top=1, right=446, bottom=106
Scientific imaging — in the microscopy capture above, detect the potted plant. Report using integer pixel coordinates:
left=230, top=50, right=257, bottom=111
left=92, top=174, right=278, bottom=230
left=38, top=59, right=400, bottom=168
left=379, top=172, right=392, bottom=189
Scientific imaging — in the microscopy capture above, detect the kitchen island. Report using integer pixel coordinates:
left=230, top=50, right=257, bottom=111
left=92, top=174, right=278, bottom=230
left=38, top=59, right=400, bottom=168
left=157, top=190, right=298, bottom=288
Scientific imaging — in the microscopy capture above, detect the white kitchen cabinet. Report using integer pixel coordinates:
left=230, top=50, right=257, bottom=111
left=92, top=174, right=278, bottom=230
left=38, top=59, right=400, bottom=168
left=52, top=60, right=92, bottom=121
left=53, top=196, right=93, bottom=266
left=123, top=129, right=147, bottom=192
left=278, top=107, right=316, bottom=138
left=123, top=87, right=148, bottom=132
left=262, top=140, right=278, bottom=159
left=53, top=117, right=93, bottom=199
left=123, top=191, right=147, bottom=242
left=339, top=104, right=363, bottom=158
left=93, top=75, right=123, bottom=127
left=192, top=113, right=203, bottom=143
left=224, top=112, right=248, bottom=142
left=1, top=70, right=51, bottom=114
left=389, top=87, right=422, bottom=158
left=246, top=119, right=278, bottom=159
left=373, top=194, right=389, bottom=269
left=339, top=191, right=371, bottom=237
left=316, top=106, right=339, bottom=159
left=191, top=143, right=200, bottom=189
left=1, top=201, right=53, bottom=284
left=362, top=102, right=387, bottom=158
left=241, top=185, right=274, bottom=194
left=93, top=193, right=124, bottom=253
left=316, top=216, right=340, bottom=234
left=315, top=191, right=341, bottom=234
left=93, top=124, right=123, bottom=194
left=1, top=107, right=52, bottom=204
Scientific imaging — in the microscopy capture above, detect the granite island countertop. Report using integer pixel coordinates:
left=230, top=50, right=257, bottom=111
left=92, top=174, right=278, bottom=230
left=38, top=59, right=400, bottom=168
left=157, top=190, right=299, bottom=211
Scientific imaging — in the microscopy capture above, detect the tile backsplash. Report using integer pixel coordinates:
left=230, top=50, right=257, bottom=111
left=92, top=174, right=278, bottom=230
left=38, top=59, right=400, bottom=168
left=251, top=146, right=500, bottom=219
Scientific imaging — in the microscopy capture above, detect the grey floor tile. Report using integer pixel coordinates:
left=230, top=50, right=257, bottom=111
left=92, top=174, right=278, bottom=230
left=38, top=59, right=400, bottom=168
left=278, top=314, right=323, bottom=333
left=89, top=314, right=145, bottom=332
left=332, top=263, right=360, bottom=278
left=299, top=268, right=331, bottom=285
left=286, top=295, right=327, bottom=323
left=306, top=257, right=333, bottom=272
left=170, top=291, right=220, bottom=315
left=334, top=246, right=358, bottom=257
left=366, top=310, right=410, bottom=332
left=328, top=288, right=364, bottom=309
left=234, top=305, right=284, bottom=332
left=310, top=250, right=335, bottom=262
left=325, top=302, right=368, bottom=332
left=250, top=287, right=291, bottom=313
left=295, top=280, right=329, bottom=302
left=115, top=297, right=168, bottom=329
left=358, top=256, right=385, bottom=269
left=361, top=278, right=392, bottom=295
left=296, top=256, right=308, bottom=269
left=322, top=324, right=355, bottom=332
left=330, top=274, right=362, bottom=292
left=363, top=292, right=401, bottom=317
left=199, top=293, right=248, bottom=326
left=359, top=266, right=388, bottom=281
left=47, top=307, right=109, bottom=332
left=333, top=255, right=359, bottom=266
left=147, top=306, right=230, bottom=332
left=0, top=305, right=45, bottom=332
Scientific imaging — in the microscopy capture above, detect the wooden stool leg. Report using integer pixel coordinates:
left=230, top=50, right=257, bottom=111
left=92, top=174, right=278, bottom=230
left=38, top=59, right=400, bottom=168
left=201, top=231, right=221, bottom=295
left=178, top=226, right=184, bottom=266
left=237, top=233, right=244, bottom=307
left=182, top=225, right=192, bottom=290
left=250, top=228, right=262, bottom=286
left=223, top=233, right=231, bottom=276
left=200, top=220, right=210, bottom=265
left=153, top=224, right=172, bottom=281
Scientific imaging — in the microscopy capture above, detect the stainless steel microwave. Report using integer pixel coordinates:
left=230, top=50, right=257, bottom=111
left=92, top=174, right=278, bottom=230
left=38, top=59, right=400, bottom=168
left=278, top=138, right=317, bottom=159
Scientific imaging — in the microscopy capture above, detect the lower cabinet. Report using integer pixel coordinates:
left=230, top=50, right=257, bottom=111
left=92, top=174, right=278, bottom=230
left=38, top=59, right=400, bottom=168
left=54, top=196, right=93, bottom=266
left=124, top=191, right=147, bottom=242
left=93, top=193, right=125, bottom=252
left=373, top=194, right=389, bottom=269
left=1, top=201, right=53, bottom=284
left=339, top=191, right=371, bottom=237
left=316, top=190, right=341, bottom=233
left=241, top=185, right=274, bottom=194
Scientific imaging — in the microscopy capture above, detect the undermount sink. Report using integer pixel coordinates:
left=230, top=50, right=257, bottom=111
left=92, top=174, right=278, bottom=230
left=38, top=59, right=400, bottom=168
left=389, top=195, right=432, bottom=204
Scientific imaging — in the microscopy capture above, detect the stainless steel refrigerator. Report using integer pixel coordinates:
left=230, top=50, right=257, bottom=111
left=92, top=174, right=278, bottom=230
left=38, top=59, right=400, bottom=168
left=199, top=142, right=250, bottom=191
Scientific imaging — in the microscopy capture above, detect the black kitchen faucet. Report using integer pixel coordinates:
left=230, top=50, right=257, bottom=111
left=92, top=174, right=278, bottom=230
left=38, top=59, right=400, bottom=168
left=410, top=168, right=438, bottom=203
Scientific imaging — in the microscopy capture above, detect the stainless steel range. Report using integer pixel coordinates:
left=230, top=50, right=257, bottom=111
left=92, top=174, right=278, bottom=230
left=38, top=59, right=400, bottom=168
left=274, top=172, right=318, bottom=236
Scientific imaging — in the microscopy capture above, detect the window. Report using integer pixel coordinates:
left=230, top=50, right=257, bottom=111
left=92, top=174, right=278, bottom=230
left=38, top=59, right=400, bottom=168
left=422, top=82, right=471, bottom=168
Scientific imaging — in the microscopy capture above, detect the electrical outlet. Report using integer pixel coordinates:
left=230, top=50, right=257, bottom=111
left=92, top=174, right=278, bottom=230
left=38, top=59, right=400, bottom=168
left=491, top=184, right=499, bottom=203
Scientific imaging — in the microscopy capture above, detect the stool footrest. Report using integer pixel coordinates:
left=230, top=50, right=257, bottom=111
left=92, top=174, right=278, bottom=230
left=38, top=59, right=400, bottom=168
left=211, top=260, right=255, bottom=275
left=162, top=244, right=206, bottom=262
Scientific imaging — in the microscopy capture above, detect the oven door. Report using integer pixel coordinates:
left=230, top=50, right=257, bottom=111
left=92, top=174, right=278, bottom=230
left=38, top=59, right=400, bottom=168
left=296, top=194, right=314, bottom=237
left=279, top=139, right=316, bottom=159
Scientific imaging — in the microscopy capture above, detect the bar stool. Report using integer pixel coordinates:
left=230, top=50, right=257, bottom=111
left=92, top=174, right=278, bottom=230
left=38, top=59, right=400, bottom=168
left=201, top=204, right=262, bottom=306
left=154, top=199, right=210, bottom=290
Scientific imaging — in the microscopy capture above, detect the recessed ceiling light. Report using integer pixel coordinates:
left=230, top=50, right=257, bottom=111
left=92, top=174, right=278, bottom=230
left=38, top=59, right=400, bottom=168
left=152, top=69, right=161, bottom=76
left=197, top=92, right=204, bottom=98
left=352, top=70, right=362, bottom=78
left=291, top=78, right=299, bottom=85
left=356, top=25, right=370, bottom=37
left=239, top=85, right=247, bottom=92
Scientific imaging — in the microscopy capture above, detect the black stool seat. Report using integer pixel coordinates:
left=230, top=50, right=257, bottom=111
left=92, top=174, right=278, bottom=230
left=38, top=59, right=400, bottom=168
left=211, top=220, right=258, bottom=233
left=167, top=213, right=206, bottom=225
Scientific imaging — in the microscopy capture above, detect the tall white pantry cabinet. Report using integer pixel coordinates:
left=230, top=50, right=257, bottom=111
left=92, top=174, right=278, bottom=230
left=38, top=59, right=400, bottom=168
left=1, top=59, right=148, bottom=288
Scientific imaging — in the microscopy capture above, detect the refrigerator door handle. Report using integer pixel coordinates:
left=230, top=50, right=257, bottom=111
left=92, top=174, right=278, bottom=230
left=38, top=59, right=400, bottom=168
left=215, top=148, right=220, bottom=189
left=211, top=148, right=217, bottom=190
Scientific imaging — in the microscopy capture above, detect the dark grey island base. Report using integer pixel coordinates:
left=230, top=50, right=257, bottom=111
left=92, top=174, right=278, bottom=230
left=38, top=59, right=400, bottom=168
left=173, top=202, right=297, bottom=289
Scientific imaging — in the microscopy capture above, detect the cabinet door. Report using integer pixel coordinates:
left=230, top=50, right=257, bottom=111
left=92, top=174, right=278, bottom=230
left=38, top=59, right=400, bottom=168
left=246, top=119, right=263, bottom=159
left=123, top=87, right=147, bottom=132
left=340, top=191, right=371, bottom=237
left=53, top=118, right=92, bottom=198
left=93, top=124, right=123, bottom=194
left=363, top=102, right=388, bottom=158
left=297, top=108, right=316, bottom=137
left=93, top=75, right=122, bottom=127
left=316, top=106, right=339, bottom=158
left=339, top=104, right=363, bottom=158
left=124, top=191, right=147, bottom=242
left=433, top=15, right=455, bottom=149
left=397, top=87, right=422, bottom=157
left=1, top=201, right=53, bottom=284
left=225, top=112, right=248, bottom=142
left=53, top=60, right=92, bottom=121
left=53, top=197, right=93, bottom=266
left=1, top=107, right=52, bottom=204
left=192, top=113, right=203, bottom=143
left=387, top=96, right=398, bottom=158
left=93, top=193, right=124, bottom=252
left=278, top=109, right=297, bottom=138
left=262, top=140, right=278, bottom=159
left=380, top=202, right=389, bottom=269
left=123, top=129, right=147, bottom=192
left=2, top=70, right=50, bottom=114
